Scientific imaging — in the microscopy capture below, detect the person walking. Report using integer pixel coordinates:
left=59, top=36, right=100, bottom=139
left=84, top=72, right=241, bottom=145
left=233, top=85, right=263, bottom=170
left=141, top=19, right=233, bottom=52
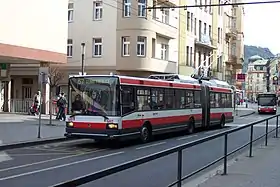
left=57, top=92, right=67, bottom=121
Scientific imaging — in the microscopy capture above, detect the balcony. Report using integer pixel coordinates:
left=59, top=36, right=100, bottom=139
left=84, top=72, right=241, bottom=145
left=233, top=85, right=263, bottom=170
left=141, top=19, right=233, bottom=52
left=225, top=54, right=237, bottom=65
left=233, top=58, right=243, bottom=69
left=117, top=57, right=177, bottom=73
left=225, top=27, right=238, bottom=39
left=195, top=34, right=217, bottom=49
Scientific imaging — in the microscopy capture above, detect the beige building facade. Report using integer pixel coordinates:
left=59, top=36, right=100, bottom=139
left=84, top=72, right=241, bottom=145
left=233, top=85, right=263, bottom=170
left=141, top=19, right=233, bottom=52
left=0, top=0, right=68, bottom=112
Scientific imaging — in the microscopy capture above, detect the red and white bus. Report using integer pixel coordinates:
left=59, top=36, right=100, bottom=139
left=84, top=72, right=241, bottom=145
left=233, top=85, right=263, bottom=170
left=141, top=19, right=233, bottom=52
left=257, top=93, right=277, bottom=114
left=65, top=74, right=234, bottom=143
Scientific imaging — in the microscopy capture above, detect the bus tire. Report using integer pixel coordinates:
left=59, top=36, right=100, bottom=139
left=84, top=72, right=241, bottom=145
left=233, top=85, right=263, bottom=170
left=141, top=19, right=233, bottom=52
left=140, top=124, right=152, bottom=143
left=220, top=115, right=225, bottom=128
left=187, top=118, right=195, bottom=134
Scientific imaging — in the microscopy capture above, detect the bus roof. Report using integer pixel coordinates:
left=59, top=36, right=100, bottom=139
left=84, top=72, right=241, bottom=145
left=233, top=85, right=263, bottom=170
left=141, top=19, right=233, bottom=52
left=69, top=74, right=233, bottom=93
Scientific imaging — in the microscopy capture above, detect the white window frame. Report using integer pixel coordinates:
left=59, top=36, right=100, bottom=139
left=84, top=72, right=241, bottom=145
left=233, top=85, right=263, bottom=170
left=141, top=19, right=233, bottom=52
left=67, top=39, right=73, bottom=58
left=161, top=44, right=168, bottom=60
left=122, top=37, right=130, bottom=56
left=137, top=36, right=146, bottom=57
left=123, top=0, right=131, bottom=17
left=93, top=2, right=103, bottom=20
left=68, top=3, right=74, bottom=22
left=162, top=8, right=169, bottom=24
left=138, top=0, right=146, bottom=17
left=93, top=38, right=102, bottom=57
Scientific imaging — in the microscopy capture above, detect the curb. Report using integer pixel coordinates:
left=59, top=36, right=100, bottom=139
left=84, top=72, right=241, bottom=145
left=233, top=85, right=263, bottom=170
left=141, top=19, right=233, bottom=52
left=0, top=137, right=74, bottom=151
left=237, top=111, right=256, bottom=117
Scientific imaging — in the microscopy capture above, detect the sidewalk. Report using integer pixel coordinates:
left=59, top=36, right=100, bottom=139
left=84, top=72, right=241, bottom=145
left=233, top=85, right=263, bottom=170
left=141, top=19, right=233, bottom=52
left=0, top=113, right=65, bottom=144
left=190, top=137, right=280, bottom=187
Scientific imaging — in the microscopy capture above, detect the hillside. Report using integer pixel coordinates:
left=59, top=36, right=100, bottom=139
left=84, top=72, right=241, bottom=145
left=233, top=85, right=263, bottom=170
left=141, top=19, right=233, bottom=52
left=243, top=45, right=274, bottom=73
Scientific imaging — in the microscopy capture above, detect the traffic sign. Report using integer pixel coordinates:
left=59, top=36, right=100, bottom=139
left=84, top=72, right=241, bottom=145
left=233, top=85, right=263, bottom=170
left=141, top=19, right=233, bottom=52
left=236, top=73, right=246, bottom=82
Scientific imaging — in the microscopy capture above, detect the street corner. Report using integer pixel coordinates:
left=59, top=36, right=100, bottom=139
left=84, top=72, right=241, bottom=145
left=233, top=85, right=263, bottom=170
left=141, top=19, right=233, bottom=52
left=235, top=109, right=255, bottom=117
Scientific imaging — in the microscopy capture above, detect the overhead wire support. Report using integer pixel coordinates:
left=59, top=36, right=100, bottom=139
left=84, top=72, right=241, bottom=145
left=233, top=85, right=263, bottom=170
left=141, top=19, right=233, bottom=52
left=146, top=0, right=280, bottom=10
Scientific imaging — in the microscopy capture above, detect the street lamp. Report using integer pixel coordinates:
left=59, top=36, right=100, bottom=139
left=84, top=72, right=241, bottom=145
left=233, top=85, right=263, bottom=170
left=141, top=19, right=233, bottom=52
left=81, top=43, right=86, bottom=75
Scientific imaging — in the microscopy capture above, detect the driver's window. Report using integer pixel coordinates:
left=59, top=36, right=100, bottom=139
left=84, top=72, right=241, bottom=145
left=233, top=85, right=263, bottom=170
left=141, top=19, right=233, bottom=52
left=121, top=86, right=135, bottom=115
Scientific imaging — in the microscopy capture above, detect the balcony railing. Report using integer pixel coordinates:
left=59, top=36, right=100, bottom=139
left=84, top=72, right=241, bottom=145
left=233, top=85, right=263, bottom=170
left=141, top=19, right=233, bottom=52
left=195, top=34, right=216, bottom=49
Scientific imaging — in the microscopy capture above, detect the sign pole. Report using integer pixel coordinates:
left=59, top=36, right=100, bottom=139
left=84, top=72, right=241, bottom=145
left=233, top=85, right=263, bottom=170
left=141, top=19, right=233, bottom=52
left=37, top=72, right=45, bottom=139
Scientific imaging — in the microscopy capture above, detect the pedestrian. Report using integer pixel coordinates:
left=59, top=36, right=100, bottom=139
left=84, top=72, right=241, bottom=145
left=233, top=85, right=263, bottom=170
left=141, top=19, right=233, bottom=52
left=57, top=92, right=67, bottom=121
left=56, top=93, right=62, bottom=119
left=33, top=91, right=41, bottom=115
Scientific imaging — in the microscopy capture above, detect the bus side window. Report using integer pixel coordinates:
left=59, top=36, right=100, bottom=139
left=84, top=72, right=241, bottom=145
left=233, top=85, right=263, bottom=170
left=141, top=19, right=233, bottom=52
left=194, top=90, right=201, bottom=108
left=185, top=90, right=194, bottom=108
left=165, top=88, right=175, bottom=109
left=136, top=88, right=151, bottom=111
left=175, top=89, right=186, bottom=109
left=121, top=86, right=135, bottom=115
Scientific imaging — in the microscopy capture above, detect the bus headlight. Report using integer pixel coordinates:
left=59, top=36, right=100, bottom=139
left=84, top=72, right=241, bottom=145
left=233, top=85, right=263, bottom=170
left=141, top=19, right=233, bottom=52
left=67, top=122, right=74, bottom=127
left=107, top=123, right=118, bottom=129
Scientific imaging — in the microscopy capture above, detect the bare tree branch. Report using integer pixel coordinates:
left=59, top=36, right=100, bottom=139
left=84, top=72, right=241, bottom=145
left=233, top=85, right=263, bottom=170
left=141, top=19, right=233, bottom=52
left=48, top=66, right=64, bottom=88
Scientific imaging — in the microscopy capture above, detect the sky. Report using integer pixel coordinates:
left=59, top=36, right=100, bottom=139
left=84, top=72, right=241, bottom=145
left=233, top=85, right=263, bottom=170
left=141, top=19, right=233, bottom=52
left=244, top=0, right=280, bottom=54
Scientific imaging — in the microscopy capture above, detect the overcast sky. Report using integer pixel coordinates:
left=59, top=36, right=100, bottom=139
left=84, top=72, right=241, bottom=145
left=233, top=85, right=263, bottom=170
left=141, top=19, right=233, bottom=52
left=244, top=1, right=280, bottom=54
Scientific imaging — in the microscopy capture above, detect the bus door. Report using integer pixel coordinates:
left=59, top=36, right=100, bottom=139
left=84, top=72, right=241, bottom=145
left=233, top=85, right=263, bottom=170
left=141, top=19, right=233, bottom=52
left=201, top=85, right=210, bottom=128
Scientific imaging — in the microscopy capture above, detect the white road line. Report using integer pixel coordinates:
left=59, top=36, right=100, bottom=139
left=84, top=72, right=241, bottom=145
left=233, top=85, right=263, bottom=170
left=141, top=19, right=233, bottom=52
left=0, top=149, right=107, bottom=172
left=176, top=135, right=198, bottom=141
left=0, top=151, right=124, bottom=181
left=204, top=130, right=221, bottom=134
left=135, top=142, right=166, bottom=150
left=2, top=153, right=73, bottom=157
left=0, top=140, right=12, bottom=163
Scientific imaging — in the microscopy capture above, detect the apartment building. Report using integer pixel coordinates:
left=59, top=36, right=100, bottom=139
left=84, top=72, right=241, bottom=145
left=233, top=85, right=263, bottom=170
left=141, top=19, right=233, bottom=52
left=0, top=0, right=68, bottom=112
left=245, top=56, right=267, bottom=101
left=66, top=0, right=179, bottom=83
left=178, top=0, right=244, bottom=87
left=268, top=57, right=280, bottom=93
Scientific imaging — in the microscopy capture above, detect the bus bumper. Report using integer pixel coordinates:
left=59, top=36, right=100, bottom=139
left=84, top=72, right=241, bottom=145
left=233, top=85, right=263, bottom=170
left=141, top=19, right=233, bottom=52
left=65, top=127, right=139, bottom=140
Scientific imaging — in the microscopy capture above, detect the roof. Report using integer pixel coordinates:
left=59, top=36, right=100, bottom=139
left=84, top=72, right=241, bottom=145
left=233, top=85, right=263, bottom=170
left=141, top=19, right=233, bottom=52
left=249, top=55, right=263, bottom=61
left=252, top=59, right=268, bottom=66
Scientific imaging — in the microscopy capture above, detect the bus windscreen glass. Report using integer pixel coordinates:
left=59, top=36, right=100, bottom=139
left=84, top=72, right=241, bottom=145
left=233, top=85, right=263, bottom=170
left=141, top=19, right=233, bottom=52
left=258, top=95, right=276, bottom=106
left=68, top=76, right=120, bottom=116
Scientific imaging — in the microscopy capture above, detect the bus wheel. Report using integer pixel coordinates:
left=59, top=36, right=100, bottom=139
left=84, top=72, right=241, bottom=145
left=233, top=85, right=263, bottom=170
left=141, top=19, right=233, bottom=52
left=220, top=116, right=225, bottom=128
left=140, top=124, right=152, bottom=143
left=187, top=119, right=195, bottom=134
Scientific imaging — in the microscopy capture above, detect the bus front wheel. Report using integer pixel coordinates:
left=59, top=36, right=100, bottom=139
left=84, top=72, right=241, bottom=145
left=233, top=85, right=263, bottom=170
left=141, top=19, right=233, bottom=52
left=140, top=124, right=152, bottom=143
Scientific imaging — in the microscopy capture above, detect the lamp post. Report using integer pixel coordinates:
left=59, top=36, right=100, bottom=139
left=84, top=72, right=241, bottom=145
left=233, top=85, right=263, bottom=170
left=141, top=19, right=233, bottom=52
left=81, top=43, right=86, bottom=75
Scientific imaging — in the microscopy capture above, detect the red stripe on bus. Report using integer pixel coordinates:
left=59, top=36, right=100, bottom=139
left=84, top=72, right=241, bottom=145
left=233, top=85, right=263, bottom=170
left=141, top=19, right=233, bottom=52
left=122, top=112, right=232, bottom=129
left=210, top=87, right=232, bottom=93
left=73, top=122, right=106, bottom=129
left=120, top=78, right=200, bottom=90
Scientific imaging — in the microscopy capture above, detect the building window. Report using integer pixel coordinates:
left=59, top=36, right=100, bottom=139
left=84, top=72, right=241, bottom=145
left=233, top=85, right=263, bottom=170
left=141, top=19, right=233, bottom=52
left=162, top=9, right=169, bottom=24
left=218, top=0, right=222, bottom=15
left=191, top=13, right=194, bottom=32
left=209, top=25, right=211, bottom=37
left=194, top=18, right=197, bottom=35
left=190, top=47, right=193, bottom=67
left=93, top=2, right=103, bottom=20
left=122, top=37, right=130, bottom=56
left=161, top=44, right=168, bottom=60
left=187, top=11, right=190, bottom=31
left=123, top=0, right=131, bottom=17
left=186, top=46, right=189, bottom=66
left=138, top=0, right=146, bottom=17
left=200, top=0, right=202, bottom=8
left=68, top=3, right=74, bottom=22
left=204, top=23, right=207, bottom=34
left=93, top=38, right=102, bottom=57
left=204, top=0, right=207, bottom=11
left=218, top=27, right=220, bottom=43
left=137, top=36, right=146, bottom=56
left=67, top=39, right=73, bottom=57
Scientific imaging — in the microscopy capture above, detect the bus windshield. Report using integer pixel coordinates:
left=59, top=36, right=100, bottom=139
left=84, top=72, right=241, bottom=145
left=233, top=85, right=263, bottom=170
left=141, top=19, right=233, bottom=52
left=68, top=76, right=120, bottom=116
left=258, top=95, right=276, bottom=106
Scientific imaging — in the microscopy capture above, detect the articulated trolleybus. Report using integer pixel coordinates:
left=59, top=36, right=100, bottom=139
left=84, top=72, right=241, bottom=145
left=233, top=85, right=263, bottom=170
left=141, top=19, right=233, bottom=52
left=65, top=74, right=234, bottom=143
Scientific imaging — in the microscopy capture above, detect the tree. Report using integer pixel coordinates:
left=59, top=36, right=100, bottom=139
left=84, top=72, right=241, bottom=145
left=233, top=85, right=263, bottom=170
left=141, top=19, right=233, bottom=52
left=48, top=66, right=64, bottom=125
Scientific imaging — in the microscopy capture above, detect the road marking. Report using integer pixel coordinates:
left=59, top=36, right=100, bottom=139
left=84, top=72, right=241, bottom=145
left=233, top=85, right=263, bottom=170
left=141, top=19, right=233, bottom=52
left=0, top=151, right=124, bottom=181
left=2, top=153, right=73, bottom=157
left=176, top=135, right=198, bottom=141
left=0, top=140, right=12, bottom=163
left=227, top=124, right=276, bottom=127
left=24, top=146, right=75, bottom=153
left=135, top=142, right=166, bottom=150
left=0, top=149, right=107, bottom=172
left=204, top=130, right=221, bottom=134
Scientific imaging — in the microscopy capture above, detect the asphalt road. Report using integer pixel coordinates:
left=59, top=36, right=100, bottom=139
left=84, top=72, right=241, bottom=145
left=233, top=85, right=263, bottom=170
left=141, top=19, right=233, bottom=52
left=0, top=113, right=278, bottom=187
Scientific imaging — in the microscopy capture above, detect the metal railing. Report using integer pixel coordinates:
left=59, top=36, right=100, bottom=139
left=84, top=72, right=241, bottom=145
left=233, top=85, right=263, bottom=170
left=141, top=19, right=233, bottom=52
left=52, top=114, right=280, bottom=187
